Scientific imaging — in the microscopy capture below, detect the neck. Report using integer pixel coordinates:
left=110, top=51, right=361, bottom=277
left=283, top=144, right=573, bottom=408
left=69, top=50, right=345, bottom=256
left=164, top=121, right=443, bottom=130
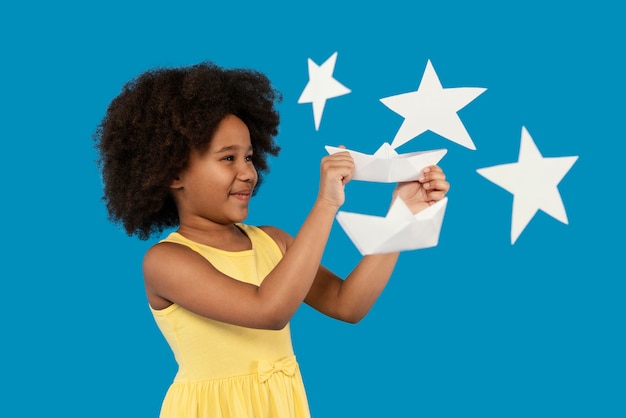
left=177, top=222, right=251, bottom=251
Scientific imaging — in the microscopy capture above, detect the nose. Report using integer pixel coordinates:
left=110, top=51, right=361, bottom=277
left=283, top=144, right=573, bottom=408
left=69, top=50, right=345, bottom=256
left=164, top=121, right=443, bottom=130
left=237, top=160, right=257, bottom=183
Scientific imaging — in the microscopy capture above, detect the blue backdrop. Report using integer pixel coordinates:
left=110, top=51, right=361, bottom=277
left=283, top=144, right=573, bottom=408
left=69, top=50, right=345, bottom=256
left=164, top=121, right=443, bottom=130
left=1, top=1, right=623, bottom=417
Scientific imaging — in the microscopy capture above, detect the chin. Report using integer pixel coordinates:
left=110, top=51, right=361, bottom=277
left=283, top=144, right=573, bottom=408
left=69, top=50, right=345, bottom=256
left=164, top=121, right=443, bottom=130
left=234, top=211, right=249, bottom=223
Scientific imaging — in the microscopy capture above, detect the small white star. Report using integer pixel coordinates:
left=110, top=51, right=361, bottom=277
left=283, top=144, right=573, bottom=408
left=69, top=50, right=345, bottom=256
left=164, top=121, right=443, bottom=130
left=477, top=126, right=578, bottom=244
left=380, top=59, right=486, bottom=150
left=298, top=52, right=351, bottom=131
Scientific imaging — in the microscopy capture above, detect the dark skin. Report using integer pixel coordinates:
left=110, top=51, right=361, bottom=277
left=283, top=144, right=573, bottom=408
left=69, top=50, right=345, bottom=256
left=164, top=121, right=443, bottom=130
left=143, top=114, right=450, bottom=330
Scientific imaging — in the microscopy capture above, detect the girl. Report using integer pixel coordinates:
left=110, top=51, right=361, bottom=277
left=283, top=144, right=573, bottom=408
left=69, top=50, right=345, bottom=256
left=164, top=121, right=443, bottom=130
left=94, top=62, right=449, bottom=417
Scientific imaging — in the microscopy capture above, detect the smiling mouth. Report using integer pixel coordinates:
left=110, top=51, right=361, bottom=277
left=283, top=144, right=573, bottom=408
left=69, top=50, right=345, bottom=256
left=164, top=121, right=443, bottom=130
left=230, top=190, right=252, bottom=200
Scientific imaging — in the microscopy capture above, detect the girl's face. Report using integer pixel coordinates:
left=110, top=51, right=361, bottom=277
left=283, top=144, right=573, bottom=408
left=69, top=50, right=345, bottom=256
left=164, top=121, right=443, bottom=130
left=171, top=114, right=258, bottom=226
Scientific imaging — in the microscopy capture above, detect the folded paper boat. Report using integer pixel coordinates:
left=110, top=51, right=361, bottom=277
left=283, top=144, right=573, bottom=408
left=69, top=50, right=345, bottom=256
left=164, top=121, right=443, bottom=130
left=336, top=197, right=447, bottom=255
left=325, top=142, right=447, bottom=183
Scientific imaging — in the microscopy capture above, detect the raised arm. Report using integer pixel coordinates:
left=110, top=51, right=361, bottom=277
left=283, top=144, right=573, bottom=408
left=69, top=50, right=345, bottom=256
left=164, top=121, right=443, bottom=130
left=143, top=151, right=355, bottom=330
left=303, top=165, right=450, bottom=323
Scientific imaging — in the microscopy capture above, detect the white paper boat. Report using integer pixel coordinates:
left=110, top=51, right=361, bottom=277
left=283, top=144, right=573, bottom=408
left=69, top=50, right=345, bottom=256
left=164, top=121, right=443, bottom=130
left=325, top=142, right=447, bottom=182
left=336, top=197, right=447, bottom=255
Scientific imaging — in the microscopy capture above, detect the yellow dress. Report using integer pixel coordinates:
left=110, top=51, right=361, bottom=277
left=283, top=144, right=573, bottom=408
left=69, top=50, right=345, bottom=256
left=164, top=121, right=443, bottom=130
left=150, top=224, right=311, bottom=418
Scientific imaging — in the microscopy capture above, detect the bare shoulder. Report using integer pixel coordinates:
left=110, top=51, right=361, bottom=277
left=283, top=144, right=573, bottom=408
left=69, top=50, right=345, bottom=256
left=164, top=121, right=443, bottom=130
left=142, top=242, right=206, bottom=308
left=143, top=241, right=208, bottom=281
left=258, top=225, right=294, bottom=255
left=144, top=241, right=190, bottom=270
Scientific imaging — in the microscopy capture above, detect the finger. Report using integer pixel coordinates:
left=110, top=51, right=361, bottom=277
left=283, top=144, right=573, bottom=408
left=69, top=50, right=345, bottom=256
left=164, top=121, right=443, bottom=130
left=425, top=190, right=447, bottom=202
left=419, top=168, right=446, bottom=183
left=321, top=155, right=354, bottom=182
left=321, top=154, right=353, bottom=170
left=323, top=154, right=354, bottom=168
left=425, top=165, right=443, bottom=173
left=322, top=166, right=354, bottom=184
left=323, top=151, right=352, bottom=163
left=424, top=178, right=450, bottom=192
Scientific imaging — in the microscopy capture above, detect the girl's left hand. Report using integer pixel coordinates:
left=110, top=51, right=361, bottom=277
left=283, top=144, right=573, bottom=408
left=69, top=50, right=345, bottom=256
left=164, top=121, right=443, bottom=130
left=392, top=165, right=450, bottom=214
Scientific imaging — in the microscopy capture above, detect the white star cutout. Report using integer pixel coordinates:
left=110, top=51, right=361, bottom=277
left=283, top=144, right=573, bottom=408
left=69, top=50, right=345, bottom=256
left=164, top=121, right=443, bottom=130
left=380, top=59, right=486, bottom=150
left=298, top=52, right=351, bottom=131
left=476, top=126, right=578, bottom=244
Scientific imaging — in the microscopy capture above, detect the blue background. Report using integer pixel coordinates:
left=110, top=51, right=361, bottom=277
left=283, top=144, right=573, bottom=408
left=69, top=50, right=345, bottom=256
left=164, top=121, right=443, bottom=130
left=1, top=1, right=623, bottom=417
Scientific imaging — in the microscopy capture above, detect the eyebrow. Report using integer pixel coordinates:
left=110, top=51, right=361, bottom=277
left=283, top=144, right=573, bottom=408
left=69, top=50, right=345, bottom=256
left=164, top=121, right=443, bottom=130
left=213, top=145, right=254, bottom=153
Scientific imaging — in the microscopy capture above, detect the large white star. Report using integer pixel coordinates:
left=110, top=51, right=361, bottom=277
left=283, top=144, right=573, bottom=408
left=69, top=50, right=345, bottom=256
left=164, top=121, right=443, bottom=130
left=298, top=52, right=351, bottom=131
left=380, top=59, right=486, bottom=150
left=477, top=126, right=578, bottom=244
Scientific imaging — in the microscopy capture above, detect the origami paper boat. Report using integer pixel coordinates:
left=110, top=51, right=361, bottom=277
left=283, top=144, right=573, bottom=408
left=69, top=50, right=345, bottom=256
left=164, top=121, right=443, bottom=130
left=325, top=142, right=447, bottom=183
left=336, top=197, right=447, bottom=255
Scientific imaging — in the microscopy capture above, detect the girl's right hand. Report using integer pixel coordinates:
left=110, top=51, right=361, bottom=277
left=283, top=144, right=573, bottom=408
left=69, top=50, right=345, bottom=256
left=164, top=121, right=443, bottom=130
left=317, top=149, right=354, bottom=209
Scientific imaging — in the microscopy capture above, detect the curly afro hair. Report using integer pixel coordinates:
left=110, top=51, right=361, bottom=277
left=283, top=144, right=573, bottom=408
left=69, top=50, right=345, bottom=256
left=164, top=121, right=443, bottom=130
left=93, top=62, right=282, bottom=240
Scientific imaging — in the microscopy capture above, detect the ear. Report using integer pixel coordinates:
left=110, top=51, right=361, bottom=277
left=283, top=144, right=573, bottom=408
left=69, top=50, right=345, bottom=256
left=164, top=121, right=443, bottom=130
left=170, top=175, right=183, bottom=190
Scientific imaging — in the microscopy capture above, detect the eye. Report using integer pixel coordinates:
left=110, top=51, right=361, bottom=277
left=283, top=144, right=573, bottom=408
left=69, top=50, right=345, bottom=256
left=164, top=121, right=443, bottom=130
left=245, top=155, right=254, bottom=162
left=222, top=155, right=234, bottom=161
